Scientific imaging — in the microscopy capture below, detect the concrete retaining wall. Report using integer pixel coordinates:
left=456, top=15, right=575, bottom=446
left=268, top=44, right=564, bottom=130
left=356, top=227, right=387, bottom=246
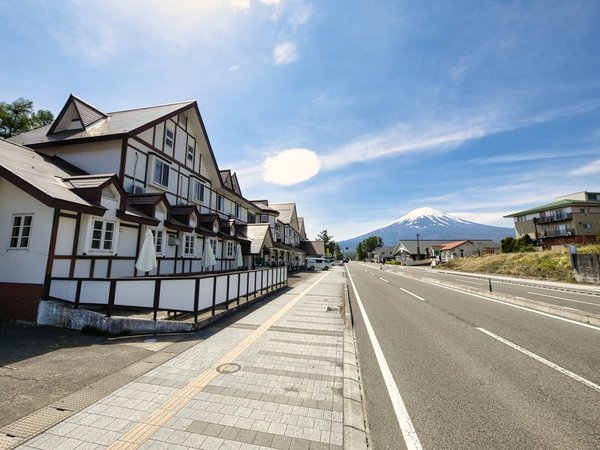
left=573, top=253, right=600, bottom=284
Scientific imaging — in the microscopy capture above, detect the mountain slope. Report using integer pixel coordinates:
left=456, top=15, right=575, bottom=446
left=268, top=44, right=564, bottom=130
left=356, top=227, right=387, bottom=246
left=338, top=207, right=513, bottom=250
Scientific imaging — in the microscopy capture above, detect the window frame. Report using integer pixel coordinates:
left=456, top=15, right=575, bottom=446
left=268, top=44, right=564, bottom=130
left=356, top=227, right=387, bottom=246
left=165, top=127, right=174, bottom=149
left=183, top=233, right=196, bottom=257
left=186, top=143, right=195, bottom=164
left=151, top=156, right=170, bottom=189
left=226, top=241, right=234, bottom=258
left=88, top=218, right=118, bottom=254
left=8, top=214, right=33, bottom=250
left=217, top=195, right=224, bottom=212
left=190, top=178, right=205, bottom=204
left=151, top=228, right=164, bottom=256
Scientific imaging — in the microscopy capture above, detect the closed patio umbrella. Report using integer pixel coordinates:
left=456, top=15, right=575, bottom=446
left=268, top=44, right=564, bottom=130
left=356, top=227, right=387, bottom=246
left=202, top=240, right=217, bottom=268
left=135, top=229, right=157, bottom=272
left=235, top=243, right=243, bottom=268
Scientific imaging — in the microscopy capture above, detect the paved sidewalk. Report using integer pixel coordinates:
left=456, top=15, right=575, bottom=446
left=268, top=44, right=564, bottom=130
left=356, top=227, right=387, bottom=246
left=10, top=269, right=361, bottom=450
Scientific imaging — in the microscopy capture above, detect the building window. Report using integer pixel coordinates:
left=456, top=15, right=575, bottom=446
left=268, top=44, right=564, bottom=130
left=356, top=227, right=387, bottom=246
left=152, top=157, right=170, bottom=188
left=217, top=195, right=224, bottom=211
left=210, top=238, right=217, bottom=254
left=235, top=204, right=241, bottom=218
left=227, top=241, right=234, bottom=258
left=187, top=144, right=195, bottom=163
left=582, top=223, right=592, bottom=229
left=260, top=214, right=269, bottom=223
left=90, top=219, right=116, bottom=252
left=151, top=229, right=164, bottom=255
left=191, top=179, right=204, bottom=203
left=165, top=128, right=174, bottom=148
left=248, top=213, right=256, bottom=224
left=9, top=214, right=33, bottom=249
left=580, top=208, right=589, bottom=214
left=183, top=234, right=195, bottom=257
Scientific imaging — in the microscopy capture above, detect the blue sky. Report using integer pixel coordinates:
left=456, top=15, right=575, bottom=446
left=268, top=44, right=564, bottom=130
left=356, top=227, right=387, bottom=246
left=2, top=0, right=599, bottom=241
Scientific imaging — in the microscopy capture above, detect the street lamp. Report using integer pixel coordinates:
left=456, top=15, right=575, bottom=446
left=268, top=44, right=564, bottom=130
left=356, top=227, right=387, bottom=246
left=416, top=233, right=420, bottom=260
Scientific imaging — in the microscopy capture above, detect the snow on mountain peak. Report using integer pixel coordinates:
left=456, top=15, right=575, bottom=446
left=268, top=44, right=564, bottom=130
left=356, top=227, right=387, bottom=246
left=392, top=207, right=470, bottom=227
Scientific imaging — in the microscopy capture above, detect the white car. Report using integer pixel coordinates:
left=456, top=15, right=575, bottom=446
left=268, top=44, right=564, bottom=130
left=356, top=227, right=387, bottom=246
left=306, top=258, right=330, bottom=271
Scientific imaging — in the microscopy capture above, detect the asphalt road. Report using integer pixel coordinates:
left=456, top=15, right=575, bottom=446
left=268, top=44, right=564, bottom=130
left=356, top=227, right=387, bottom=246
left=389, top=265, right=600, bottom=316
left=346, top=262, right=600, bottom=449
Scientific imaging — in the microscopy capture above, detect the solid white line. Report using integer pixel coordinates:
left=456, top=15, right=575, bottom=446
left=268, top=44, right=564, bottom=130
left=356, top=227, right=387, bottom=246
left=391, top=272, right=600, bottom=331
left=379, top=277, right=389, bottom=283
left=526, top=291, right=599, bottom=307
left=346, top=268, right=423, bottom=450
left=477, top=327, right=600, bottom=393
left=400, top=288, right=426, bottom=301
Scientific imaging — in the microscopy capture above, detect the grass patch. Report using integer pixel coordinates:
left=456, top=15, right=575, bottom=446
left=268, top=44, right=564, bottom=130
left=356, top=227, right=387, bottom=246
left=439, top=247, right=579, bottom=282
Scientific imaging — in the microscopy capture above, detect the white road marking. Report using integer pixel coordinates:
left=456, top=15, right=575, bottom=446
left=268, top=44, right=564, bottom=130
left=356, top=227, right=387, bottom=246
left=477, top=328, right=600, bottom=393
left=391, top=272, right=600, bottom=331
left=346, top=267, right=423, bottom=450
left=369, top=272, right=376, bottom=276
left=379, top=277, right=389, bottom=283
left=527, top=291, right=599, bottom=307
left=400, top=288, right=426, bottom=301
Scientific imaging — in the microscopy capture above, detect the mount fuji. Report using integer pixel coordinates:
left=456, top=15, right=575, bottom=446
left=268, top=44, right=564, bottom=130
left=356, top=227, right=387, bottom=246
left=338, top=207, right=513, bottom=250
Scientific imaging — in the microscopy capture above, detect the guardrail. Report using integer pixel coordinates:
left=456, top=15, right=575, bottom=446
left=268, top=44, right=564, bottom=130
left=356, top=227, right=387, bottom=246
left=48, top=267, right=287, bottom=322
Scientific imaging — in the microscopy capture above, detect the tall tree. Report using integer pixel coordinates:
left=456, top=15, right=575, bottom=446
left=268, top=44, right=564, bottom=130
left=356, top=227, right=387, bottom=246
left=355, top=235, right=383, bottom=260
left=317, top=229, right=342, bottom=259
left=0, top=98, right=54, bottom=138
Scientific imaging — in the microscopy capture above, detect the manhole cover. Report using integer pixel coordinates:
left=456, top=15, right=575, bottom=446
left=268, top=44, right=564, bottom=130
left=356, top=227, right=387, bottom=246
left=216, top=363, right=241, bottom=374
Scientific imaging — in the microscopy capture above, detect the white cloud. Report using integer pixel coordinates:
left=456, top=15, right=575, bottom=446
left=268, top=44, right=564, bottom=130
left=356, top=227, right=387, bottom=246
left=290, top=3, right=313, bottom=26
left=228, top=64, right=241, bottom=71
left=230, top=0, right=251, bottom=10
left=273, top=41, right=298, bottom=64
left=262, top=148, right=321, bottom=185
left=568, top=159, right=600, bottom=176
left=260, top=0, right=281, bottom=5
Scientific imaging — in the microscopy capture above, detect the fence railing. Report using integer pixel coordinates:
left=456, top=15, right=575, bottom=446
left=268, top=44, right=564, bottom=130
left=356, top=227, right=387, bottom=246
left=48, top=267, right=287, bottom=322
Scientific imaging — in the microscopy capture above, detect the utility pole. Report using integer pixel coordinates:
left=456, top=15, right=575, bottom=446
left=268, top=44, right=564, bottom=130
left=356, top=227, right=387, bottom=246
left=416, top=233, right=420, bottom=260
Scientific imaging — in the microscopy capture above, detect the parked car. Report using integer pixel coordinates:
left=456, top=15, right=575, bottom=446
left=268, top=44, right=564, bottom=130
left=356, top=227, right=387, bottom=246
left=306, top=258, right=330, bottom=270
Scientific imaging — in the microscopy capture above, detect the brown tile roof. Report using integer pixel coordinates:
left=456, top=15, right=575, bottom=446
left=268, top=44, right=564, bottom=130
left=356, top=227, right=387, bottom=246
left=0, top=138, right=104, bottom=215
left=439, top=240, right=470, bottom=251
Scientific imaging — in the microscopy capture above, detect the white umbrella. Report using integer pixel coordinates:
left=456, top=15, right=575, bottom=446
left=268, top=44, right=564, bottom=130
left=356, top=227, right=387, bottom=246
left=235, top=243, right=243, bottom=268
left=202, top=239, right=217, bottom=268
left=135, top=229, right=157, bottom=272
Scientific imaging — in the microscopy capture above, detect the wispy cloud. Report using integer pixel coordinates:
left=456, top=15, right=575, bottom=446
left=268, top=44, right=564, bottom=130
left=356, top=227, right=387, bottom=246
left=273, top=41, right=298, bottom=64
left=569, top=159, right=600, bottom=175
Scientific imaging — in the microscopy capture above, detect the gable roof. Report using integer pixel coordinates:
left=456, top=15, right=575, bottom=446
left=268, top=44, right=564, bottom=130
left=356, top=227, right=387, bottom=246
left=0, top=138, right=105, bottom=215
left=10, top=97, right=194, bottom=147
left=439, top=240, right=470, bottom=251
left=245, top=224, right=274, bottom=254
left=504, top=198, right=600, bottom=217
left=47, top=95, right=108, bottom=135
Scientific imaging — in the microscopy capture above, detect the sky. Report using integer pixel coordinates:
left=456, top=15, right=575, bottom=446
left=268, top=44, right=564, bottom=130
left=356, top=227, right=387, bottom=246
left=2, top=0, right=599, bottom=241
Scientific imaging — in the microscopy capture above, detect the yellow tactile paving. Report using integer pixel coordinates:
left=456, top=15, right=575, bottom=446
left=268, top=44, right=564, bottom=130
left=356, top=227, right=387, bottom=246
left=107, top=272, right=329, bottom=449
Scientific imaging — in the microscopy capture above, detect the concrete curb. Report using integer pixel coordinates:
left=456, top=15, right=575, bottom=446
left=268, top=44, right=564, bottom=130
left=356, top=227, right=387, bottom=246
left=342, top=278, right=369, bottom=449
left=395, top=270, right=600, bottom=327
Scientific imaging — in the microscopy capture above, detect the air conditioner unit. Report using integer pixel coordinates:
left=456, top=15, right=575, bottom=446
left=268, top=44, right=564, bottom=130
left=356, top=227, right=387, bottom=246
left=133, top=185, right=145, bottom=194
left=566, top=232, right=572, bottom=236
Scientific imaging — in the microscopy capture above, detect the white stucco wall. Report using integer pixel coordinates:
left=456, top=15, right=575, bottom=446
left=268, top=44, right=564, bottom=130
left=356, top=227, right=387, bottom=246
left=0, top=180, right=55, bottom=284
left=37, top=140, right=122, bottom=176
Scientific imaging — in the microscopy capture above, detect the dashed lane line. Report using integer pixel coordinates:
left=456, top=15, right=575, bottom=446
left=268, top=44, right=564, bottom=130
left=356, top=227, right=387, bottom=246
left=400, top=288, right=426, bottom=301
left=477, top=327, right=600, bottom=393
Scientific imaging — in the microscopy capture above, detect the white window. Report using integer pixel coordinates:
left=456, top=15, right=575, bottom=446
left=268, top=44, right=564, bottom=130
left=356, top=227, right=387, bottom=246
left=165, top=128, right=174, bottom=149
left=226, top=241, right=234, bottom=258
left=152, top=157, right=170, bottom=188
left=217, top=195, right=224, bottom=211
left=183, top=234, right=195, bottom=257
left=191, top=179, right=204, bottom=203
left=210, top=238, right=217, bottom=254
left=151, top=229, right=164, bottom=255
left=235, top=204, right=241, bottom=218
left=582, top=223, right=592, bottom=229
left=9, top=214, right=33, bottom=249
left=187, top=144, right=195, bottom=163
left=90, top=219, right=116, bottom=253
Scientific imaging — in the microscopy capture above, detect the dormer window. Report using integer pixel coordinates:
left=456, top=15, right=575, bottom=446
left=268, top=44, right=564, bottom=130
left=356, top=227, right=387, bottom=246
left=165, top=128, right=174, bottom=149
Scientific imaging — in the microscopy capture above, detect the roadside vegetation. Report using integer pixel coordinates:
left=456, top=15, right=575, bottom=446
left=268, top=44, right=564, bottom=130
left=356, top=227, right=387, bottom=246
left=438, top=245, right=600, bottom=282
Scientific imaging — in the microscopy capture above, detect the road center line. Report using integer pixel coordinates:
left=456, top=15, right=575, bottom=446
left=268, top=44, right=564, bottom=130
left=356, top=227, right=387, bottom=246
left=379, top=277, right=389, bottom=283
left=477, top=327, right=600, bottom=393
left=392, top=271, right=600, bottom=331
left=526, top=291, right=599, bottom=306
left=346, top=267, right=423, bottom=450
left=400, top=288, right=426, bottom=301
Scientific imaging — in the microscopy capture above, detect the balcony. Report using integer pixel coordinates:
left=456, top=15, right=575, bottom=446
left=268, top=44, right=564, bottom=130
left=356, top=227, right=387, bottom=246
left=535, top=213, right=573, bottom=224
left=539, top=228, right=576, bottom=238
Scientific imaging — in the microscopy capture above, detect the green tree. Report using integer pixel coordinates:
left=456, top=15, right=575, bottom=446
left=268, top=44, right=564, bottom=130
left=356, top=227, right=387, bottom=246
left=317, top=229, right=342, bottom=259
left=500, top=236, right=515, bottom=253
left=0, top=98, right=54, bottom=138
left=355, top=235, right=383, bottom=260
